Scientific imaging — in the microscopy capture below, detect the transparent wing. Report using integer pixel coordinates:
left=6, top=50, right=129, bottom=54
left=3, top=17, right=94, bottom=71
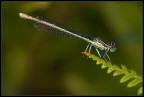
left=33, top=16, right=94, bottom=40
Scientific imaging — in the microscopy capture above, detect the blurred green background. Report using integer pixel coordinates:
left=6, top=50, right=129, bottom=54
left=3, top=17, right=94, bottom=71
left=2, top=1, right=142, bottom=96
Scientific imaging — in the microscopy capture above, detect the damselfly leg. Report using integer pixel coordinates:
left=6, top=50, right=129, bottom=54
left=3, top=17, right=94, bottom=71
left=82, top=43, right=90, bottom=58
left=83, top=44, right=111, bottom=62
left=82, top=43, right=93, bottom=58
left=95, top=48, right=102, bottom=58
left=103, top=49, right=111, bottom=62
left=85, top=43, right=90, bottom=52
left=83, top=43, right=102, bottom=60
left=88, top=44, right=92, bottom=53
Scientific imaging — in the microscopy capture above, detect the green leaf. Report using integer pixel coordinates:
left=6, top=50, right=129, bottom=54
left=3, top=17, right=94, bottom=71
left=101, top=64, right=107, bottom=69
left=113, top=70, right=124, bottom=76
left=91, top=55, right=98, bottom=60
left=107, top=67, right=115, bottom=74
left=107, top=62, right=112, bottom=67
left=120, top=74, right=133, bottom=83
left=127, top=78, right=142, bottom=87
left=101, top=62, right=108, bottom=69
left=137, top=87, right=142, bottom=95
left=82, top=52, right=143, bottom=95
left=96, top=59, right=102, bottom=65
left=129, top=69, right=137, bottom=76
left=112, top=65, right=120, bottom=70
left=93, top=57, right=97, bottom=61
left=89, top=55, right=93, bottom=58
left=121, top=65, right=128, bottom=71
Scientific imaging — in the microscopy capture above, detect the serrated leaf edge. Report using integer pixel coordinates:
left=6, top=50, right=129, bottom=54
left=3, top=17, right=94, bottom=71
left=82, top=51, right=142, bottom=95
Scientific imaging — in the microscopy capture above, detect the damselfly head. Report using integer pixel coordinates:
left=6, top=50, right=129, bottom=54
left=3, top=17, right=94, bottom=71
left=110, top=42, right=116, bottom=52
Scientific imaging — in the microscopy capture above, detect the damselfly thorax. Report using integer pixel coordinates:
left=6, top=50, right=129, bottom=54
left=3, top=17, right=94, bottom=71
left=85, top=37, right=116, bottom=62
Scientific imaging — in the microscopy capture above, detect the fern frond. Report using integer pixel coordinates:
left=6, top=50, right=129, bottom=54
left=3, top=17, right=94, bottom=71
left=82, top=51, right=142, bottom=95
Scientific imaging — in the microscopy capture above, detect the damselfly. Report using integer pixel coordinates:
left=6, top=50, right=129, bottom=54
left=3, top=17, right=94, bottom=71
left=19, top=13, right=116, bottom=62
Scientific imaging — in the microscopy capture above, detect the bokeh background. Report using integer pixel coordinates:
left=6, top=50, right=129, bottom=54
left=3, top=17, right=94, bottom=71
left=2, top=1, right=142, bottom=96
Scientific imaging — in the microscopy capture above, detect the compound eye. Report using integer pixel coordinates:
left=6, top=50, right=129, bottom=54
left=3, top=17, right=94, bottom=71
left=110, top=42, right=116, bottom=52
left=111, top=42, right=115, bottom=47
